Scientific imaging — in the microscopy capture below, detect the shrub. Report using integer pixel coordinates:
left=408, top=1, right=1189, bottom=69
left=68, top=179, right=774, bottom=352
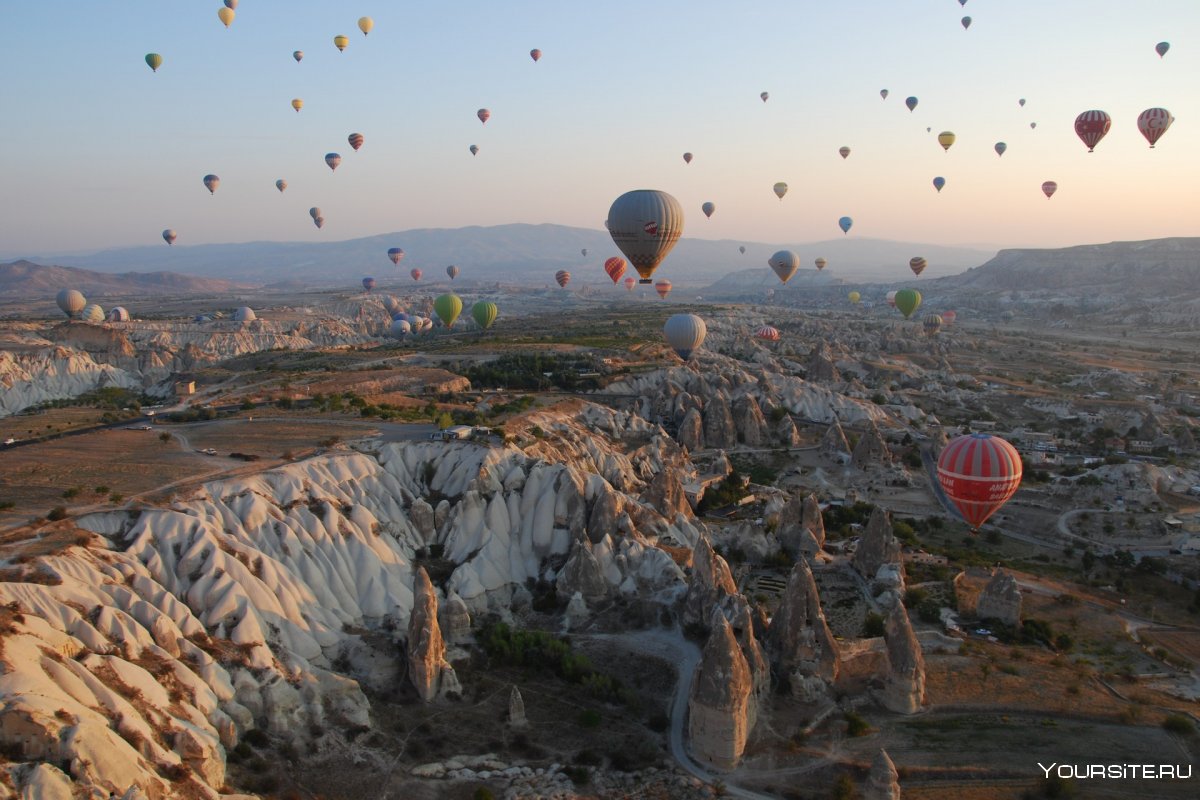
left=47, top=506, right=68, bottom=521
left=862, top=612, right=885, bottom=638
left=578, top=709, right=602, bottom=728
left=844, top=711, right=870, bottom=737
left=473, top=789, right=495, bottom=800
left=1162, top=714, right=1195, bottom=736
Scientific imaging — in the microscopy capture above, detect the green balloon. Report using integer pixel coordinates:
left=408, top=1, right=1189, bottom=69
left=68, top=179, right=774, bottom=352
left=894, top=288, right=923, bottom=319
left=145, top=53, right=163, bottom=72
left=434, top=293, right=463, bottom=328
left=471, top=301, right=497, bottom=330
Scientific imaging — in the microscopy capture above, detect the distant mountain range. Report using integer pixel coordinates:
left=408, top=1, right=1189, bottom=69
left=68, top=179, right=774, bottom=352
left=32, top=224, right=994, bottom=287
left=0, top=260, right=246, bottom=298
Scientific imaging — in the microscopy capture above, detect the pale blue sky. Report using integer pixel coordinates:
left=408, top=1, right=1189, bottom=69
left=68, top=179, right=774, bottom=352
left=2, top=0, right=1197, bottom=256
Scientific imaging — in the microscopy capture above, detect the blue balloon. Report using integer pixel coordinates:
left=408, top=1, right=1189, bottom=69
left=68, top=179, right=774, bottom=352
left=838, top=216, right=853, bottom=234
left=933, top=176, right=946, bottom=193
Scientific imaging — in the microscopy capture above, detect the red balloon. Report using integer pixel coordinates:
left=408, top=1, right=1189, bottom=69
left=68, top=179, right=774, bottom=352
left=654, top=279, right=672, bottom=299
left=755, top=325, right=780, bottom=341
left=410, top=268, right=423, bottom=281
left=1073, top=110, right=1111, bottom=153
left=555, top=270, right=570, bottom=288
left=604, top=257, right=626, bottom=284
left=936, top=434, right=1023, bottom=531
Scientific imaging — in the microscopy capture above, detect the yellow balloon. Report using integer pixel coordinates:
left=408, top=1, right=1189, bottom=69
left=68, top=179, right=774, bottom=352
left=358, top=17, right=374, bottom=35
left=334, top=35, right=349, bottom=52
left=291, top=98, right=303, bottom=112
left=217, top=7, right=234, bottom=27
left=937, top=131, right=956, bottom=151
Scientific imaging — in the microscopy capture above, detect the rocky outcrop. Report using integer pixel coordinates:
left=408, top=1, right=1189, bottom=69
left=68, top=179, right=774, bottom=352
left=732, top=394, right=769, bottom=447
left=865, top=749, right=901, bottom=800
left=777, top=413, right=803, bottom=447
left=439, top=591, right=472, bottom=645
left=408, top=567, right=460, bottom=702
left=508, top=685, right=528, bottom=728
left=853, top=507, right=902, bottom=581
left=880, top=604, right=925, bottom=714
left=724, top=595, right=770, bottom=724
left=767, top=559, right=839, bottom=685
left=976, top=570, right=1022, bottom=626
left=643, top=466, right=692, bottom=520
left=821, top=417, right=851, bottom=459
left=555, top=539, right=609, bottom=604
left=851, top=421, right=892, bottom=469
left=678, top=407, right=704, bottom=451
left=778, top=493, right=826, bottom=558
left=702, top=393, right=737, bottom=450
left=688, top=614, right=753, bottom=771
left=807, top=343, right=842, bottom=383
left=683, top=535, right=738, bottom=628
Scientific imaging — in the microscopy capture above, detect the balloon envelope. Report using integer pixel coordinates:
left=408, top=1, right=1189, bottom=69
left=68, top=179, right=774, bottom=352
left=961, top=16, right=971, bottom=29
left=1137, top=107, right=1174, bottom=148
left=275, top=179, right=287, bottom=192
left=56, top=289, right=86, bottom=318
left=664, top=314, right=707, bottom=360
left=325, top=153, right=342, bottom=171
left=469, top=144, right=479, bottom=156
left=886, top=290, right=898, bottom=308
left=701, top=201, right=715, bottom=219
left=358, top=17, right=373, bottom=35
left=768, top=250, right=800, bottom=284
left=909, top=257, right=928, bottom=277
left=654, top=280, right=672, bottom=300
left=739, top=246, right=746, bottom=254
left=362, top=277, right=376, bottom=292
left=530, top=49, right=542, bottom=62
left=936, top=433, right=1022, bottom=530
left=839, top=146, right=851, bottom=159
left=760, top=92, right=769, bottom=102
left=994, top=142, right=1007, bottom=156
left=815, top=257, right=827, bottom=271
left=905, top=96, right=918, bottom=111
left=107, top=307, right=130, bottom=323
left=233, top=307, right=256, bottom=323
left=942, top=310, right=957, bottom=325
left=145, top=53, right=162, bottom=72
left=923, top=314, right=943, bottom=335
left=623, top=277, right=635, bottom=292
left=80, top=304, right=105, bottom=323
left=937, top=131, right=956, bottom=151
left=162, top=229, right=177, bottom=246
left=410, top=268, right=423, bottom=281
left=838, top=216, right=853, bottom=234
left=1041, top=181, right=1057, bottom=198
left=446, top=265, right=460, bottom=280
left=555, top=270, right=571, bottom=288
left=309, top=207, right=322, bottom=220
left=348, top=133, right=364, bottom=151
left=880, top=89, right=889, bottom=99
left=894, top=289, right=922, bottom=319
left=1018, top=98, right=1026, bottom=107
left=682, top=152, right=693, bottom=164
left=773, top=182, right=788, bottom=200
left=218, top=7, right=234, bottom=27
left=472, top=301, right=498, bottom=329
left=933, top=176, right=946, bottom=193
left=293, top=51, right=303, bottom=62
left=1074, top=110, right=1112, bottom=152
left=604, top=257, right=626, bottom=284
left=477, top=108, right=490, bottom=124
left=1156, top=41, right=1169, bottom=57
left=334, top=35, right=349, bottom=51
left=388, top=248, right=404, bottom=264
left=313, top=217, right=324, bottom=229
left=755, top=326, right=780, bottom=341
left=606, top=189, right=684, bottom=283
left=434, top=294, right=463, bottom=327
left=848, top=291, right=861, bottom=304
left=292, top=98, right=303, bottom=112
left=203, top=175, right=219, bottom=194
left=390, top=319, right=412, bottom=338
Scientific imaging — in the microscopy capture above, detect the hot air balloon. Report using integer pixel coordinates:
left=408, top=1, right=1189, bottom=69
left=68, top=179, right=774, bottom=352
left=961, top=16, right=971, bottom=30
left=145, top=53, right=163, bottom=72
left=293, top=51, right=304, bottom=62
left=815, top=257, right=827, bottom=271
left=362, top=277, right=376, bottom=292
left=218, top=7, right=234, bottom=27
left=773, top=182, right=788, bottom=200
left=936, top=433, right=1022, bottom=531
left=909, top=257, right=928, bottom=277
left=472, top=301, right=498, bottom=329
left=348, top=133, right=364, bottom=151
left=1018, top=98, right=1026, bottom=107
left=838, top=216, right=853, bottom=234
left=56, top=289, right=86, bottom=318
left=477, top=108, right=490, bottom=124
left=606, top=189, right=684, bottom=283
left=276, top=179, right=287, bottom=192
left=623, top=276, right=636, bottom=292
left=234, top=307, right=256, bottom=323
left=203, top=175, right=219, bottom=194
left=604, top=257, right=626, bottom=284
left=469, top=144, right=479, bottom=156
left=937, top=131, right=956, bottom=151
left=411, top=268, right=423, bottom=282
left=386, top=248, right=404, bottom=266
left=760, top=92, right=769, bottom=103
left=107, top=307, right=130, bottom=323
left=1074, top=110, right=1112, bottom=152
left=446, top=265, right=460, bottom=280
left=886, top=291, right=898, bottom=308
left=1156, top=41, right=1170, bottom=58
left=994, top=141, right=1007, bottom=157
left=162, top=229, right=177, bottom=246
left=1030, top=122, right=1037, bottom=129
left=224, top=0, right=237, bottom=8
left=894, top=289, right=922, bottom=319
left=309, top=207, right=322, bottom=221
left=334, top=35, right=349, bottom=52
left=933, top=176, right=946, bottom=193
left=959, top=0, right=967, bottom=5
left=530, top=48, right=542, bottom=62
left=581, top=248, right=588, bottom=257
left=555, top=270, right=571, bottom=288
left=880, top=89, right=889, bottom=100
left=848, top=291, right=861, bottom=304
left=664, top=314, right=706, bottom=360
left=1041, top=181, right=1057, bottom=199
left=434, top=294, right=462, bottom=328
left=314, top=216, right=325, bottom=229
left=839, top=146, right=851, bottom=159
left=768, top=250, right=800, bottom=284
left=325, top=153, right=341, bottom=171
left=942, top=310, right=957, bottom=325
left=390, top=319, right=412, bottom=338
left=382, top=296, right=400, bottom=315
left=905, top=96, right=918, bottom=112
left=682, top=152, right=693, bottom=164
left=80, top=304, right=105, bottom=324
left=756, top=326, right=780, bottom=341
left=701, top=201, right=715, bottom=219
left=923, top=314, right=943, bottom=335
left=292, top=98, right=303, bottom=113
left=358, top=17, right=374, bottom=35
left=654, top=279, right=672, bottom=299
left=1137, top=107, right=1174, bottom=148
left=739, top=246, right=746, bottom=255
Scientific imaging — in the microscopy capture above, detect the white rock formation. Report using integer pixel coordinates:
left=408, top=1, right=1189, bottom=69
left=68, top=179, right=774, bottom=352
left=687, top=614, right=752, bottom=771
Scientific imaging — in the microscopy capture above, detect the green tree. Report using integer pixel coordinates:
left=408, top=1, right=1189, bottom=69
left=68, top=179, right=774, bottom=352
left=436, top=412, right=453, bottom=430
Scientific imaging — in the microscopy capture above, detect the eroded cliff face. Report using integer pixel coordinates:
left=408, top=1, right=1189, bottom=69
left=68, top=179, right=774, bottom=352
left=687, top=615, right=752, bottom=771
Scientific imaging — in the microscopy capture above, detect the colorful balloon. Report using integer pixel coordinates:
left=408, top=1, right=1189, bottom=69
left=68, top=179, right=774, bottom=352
left=358, top=17, right=374, bottom=35
left=755, top=326, right=780, bottom=341
left=937, top=131, right=956, bottom=151
left=224, top=0, right=237, bottom=8
left=894, top=288, right=922, bottom=319
left=623, top=276, right=636, bottom=292
left=411, top=268, right=423, bottom=281
left=654, top=279, right=672, bottom=300
left=334, top=35, right=349, bottom=52
left=162, top=229, right=177, bottom=246
left=932, top=176, right=946, bottom=193
left=773, top=182, right=788, bottom=200
left=942, top=310, right=957, bottom=325
left=886, top=290, right=898, bottom=308
left=477, top=108, right=491, bottom=124
left=469, top=144, right=479, bottom=156
left=555, top=270, right=571, bottom=288
left=218, top=7, right=234, bottom=27
left=203, top=174, right=219, bottom=194
left=1156, top=41, right=1169, bottom=58
left=292, top=98, right=303, bottom=113
left=838, top=216, right=853, bottom=234
left=664, top=314, right=707, bottom=360
left=761, top=92, right=769, bottom=103
left=434, top=294, right=463, bottom=328
left=839, top=146, right=851, bottom=159
left=472, top=301, right=498, bottom=329
left=905, top=96, right=918, bottom=112
left=80, top=304, right=105, bottom=324
left=309, top=207, right=322, bottom=221
left=604, top=257, right=627, bottom=284
left=362, top=277, right=376, bottom=292
left=880, top=89, right=889, bottom=100
left=768, top=250, right=800, bottom=284
left=994, top=141, right=1007, bottom=157
left=923, top=314, right=943, bottom=335
left=390, top=319, right=412, bottom=338
left=348, top=133, right=364, bottom=151
left=606, top=189, right=684, bottom=283
left=446, top=265, right=460, bottom=280
left=325, top=153, right=342, bottom=171
left=56, top=289, right=86, bottom=318
left=275, top=179, right=287, bottom=192
left=313, top=216, right=325, bottom=229
left=848, top=291, right=861, bottom=304
left=682, top=152, right=693, bottom=164
left=530, top=49, right=542, bottom=62
left=1137, top=107, right=1174, bottom=148
left=909, top=257, right=928, bottom=277
left=1041, top=181, right=1057, bottom=199
left=936, top=433, right=1023, bottom=531
left=1074, top=110, right=1112, bottom=152
left=293, top=51, right=304, bottom=62
left=107, top=307, right=130, bottom=323
left=815, top=257, right=827, bottom=271
left=701, top=201, right=715, bottom=219
left=234, top=306, right=255, bottom=323
left=388, top=247, right=404, bottom=265
left=145, top=53, right=163, bottom=72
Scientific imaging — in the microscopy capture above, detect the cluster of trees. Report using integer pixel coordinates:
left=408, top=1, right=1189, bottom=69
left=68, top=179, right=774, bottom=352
left=460, top=354, right=602, bottom=392
left=479, top=623, right=627, bottom=705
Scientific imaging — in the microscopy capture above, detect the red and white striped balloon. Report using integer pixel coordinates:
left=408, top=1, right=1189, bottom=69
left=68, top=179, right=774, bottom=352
left=1137, top=107, right=1174, bottom=148
left=1073, top=110, right=1111, bottom=153
left=755, top=325, right=780, bottom=341
left=936, top=433, right=1023, bottom=531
